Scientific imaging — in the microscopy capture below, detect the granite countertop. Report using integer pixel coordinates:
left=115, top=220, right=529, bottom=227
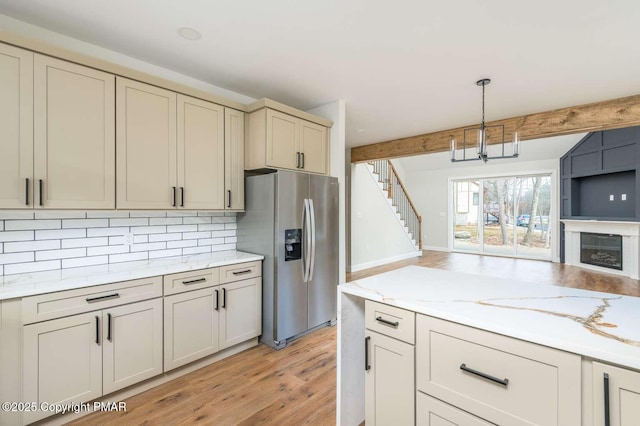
left=340, top=265, right=640, bottom=371
left=0, top=250, right=264, bottom=301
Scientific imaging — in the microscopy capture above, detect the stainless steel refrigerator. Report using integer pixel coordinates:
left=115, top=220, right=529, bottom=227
left=237, top=171, right=338, bottom=349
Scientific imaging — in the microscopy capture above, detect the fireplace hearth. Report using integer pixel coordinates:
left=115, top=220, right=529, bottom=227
left=580, top=232, right=622, bottom=270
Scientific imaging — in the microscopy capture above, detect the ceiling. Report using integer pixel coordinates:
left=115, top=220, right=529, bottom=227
left=1, top=1, right=639, bottom=149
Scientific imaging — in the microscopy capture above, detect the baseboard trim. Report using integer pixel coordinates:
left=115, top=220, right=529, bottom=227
left=421, top=245, right=450, bottom=252
left=350, top=251, right=422, bottom=272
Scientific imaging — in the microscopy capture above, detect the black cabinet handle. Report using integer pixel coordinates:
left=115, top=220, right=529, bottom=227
left=95, top=316, right=100, bottom=345
left=232, top=269, right=252, bottom=275
left=375, top=316, right=399, bottom=328
left=301, top=152, right=305, bottom=169
left=172, top=186, right=176, bottom=207
left=181, top=187, right=185, bottom=207
left=39, top=179, right=43, bottom=206
left=183, top=277, right=207, bottom=285
left=296, top=152, right=301, bottom=168
left=222, top=288, right=226, bottom=308
left=227, top=190, right=232, bottom=208
left=604, top=372, right=610, bottom=426
left=460, top=363, right=509, bottom=387
left=214, top=289, right=219, bottom=311
left=25, top=178, right=29, bottom=205
left=107, top=313, right=112, bottom=341
left=365, top=336, right=371, bottom=371
left=86, top=293, right=120, bottom=303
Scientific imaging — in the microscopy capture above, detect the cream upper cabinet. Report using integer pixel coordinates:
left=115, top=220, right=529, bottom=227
left=34, top=55, right=115, bottom=209
left=116, top=77, right=177, bottom=209
left=247, top=107, right=330, bottom=175
left=0, top=43, right=33, bottom=209
left=592, top=362, right=640, bottom=426
left=177, top=94, right=225, bottom=209
left=225, top=108, right=245, bottom=210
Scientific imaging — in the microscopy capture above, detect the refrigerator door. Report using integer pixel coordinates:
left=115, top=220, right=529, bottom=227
left=307, top=175, right=339, bottom=329
left=275, top=171, right=310, bottom=342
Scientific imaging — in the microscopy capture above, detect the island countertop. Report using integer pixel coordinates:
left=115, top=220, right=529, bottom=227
left=340, top=265, right=640, bottom=371
left=0, top=250, right=264, bottom=301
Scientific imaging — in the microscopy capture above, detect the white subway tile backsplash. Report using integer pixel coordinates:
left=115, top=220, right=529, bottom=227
left=109, top=218, right=149, bottom=227
left=167, top=225, right=197, bottom=233
left=182, top=246, right=211, bottom=255
left=0, top=252, right=35, bottom=265
left=35, top=211, right=86, bottom=219
left=88, top=245, right=129, bottom=256
left=87, top=227, right=128, bottom=237
left=62, top=219, right=109, bottom=229
left=148, top=248, right=182, bottom=259
left=36, top=229, right=86, bottom=240
left=4, top=240, right=60, bottom=253
left=5, top=260, right=60, bottom=274
left=0, top=210, right=237, bottom=276
left=131, top=226, right=167, bottom=235
left=5, top=219, right=61, bottom=231
left=62, top=237, right=109, bottom=248
left=148, top=233, right=182, bottom=243
left=149, top=217, right=182, bottom=226
left=167, top=240, right=197, bottom=249
left=62, top=256, right=109, bottom=268
left=183, top=231, right=211, bottom=240
left=109, top=252, right=148, bottom=263
left=36, top=248, right=86, bottom=261
left=131, top=242, right=166, bottom=252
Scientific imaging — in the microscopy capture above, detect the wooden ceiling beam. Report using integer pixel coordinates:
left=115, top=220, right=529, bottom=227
left=350, top=94, right=640, bottom=163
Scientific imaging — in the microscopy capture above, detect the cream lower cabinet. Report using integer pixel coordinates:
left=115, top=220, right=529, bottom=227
left=417, top=393, right=492, bottom=426
left=23, top=298, right=162, bottom=423
left=219, top=277, right=261, bottom=349
left=592, top=361, right=640, bottom=426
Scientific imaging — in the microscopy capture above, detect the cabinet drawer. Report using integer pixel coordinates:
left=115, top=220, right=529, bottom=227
left=416, top=314, right=581, bottom=426
left=163, top=268, right=219, bottom=295
left=22, top=276, right=163, bottom=324
left=365, top=300, right=415, bottom=344
left=417, top=392, right=492, bottom=426
left=219, top=261, right=261, bottom=284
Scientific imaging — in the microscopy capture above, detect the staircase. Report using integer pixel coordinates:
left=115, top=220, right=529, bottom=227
left=367, top=160, right=422, bottom=250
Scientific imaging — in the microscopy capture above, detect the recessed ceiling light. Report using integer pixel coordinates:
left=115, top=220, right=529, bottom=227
left=177, top=27, right=202, bottom=41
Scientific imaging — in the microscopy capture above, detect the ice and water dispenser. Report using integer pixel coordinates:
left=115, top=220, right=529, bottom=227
left=284, top=229, right=302, bottom=261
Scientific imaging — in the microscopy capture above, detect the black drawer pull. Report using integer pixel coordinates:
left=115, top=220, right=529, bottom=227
left=460, top=363, right=509, bottom=387
left=222, top=287, right=227, bottom=308
left=107, top=313, right=112, bottom=341
left=182, top=278, right=207, bottom=285
left=301, top=152, right=305, bottom=168
left=214, top=289, right=219, bottom=311
left=232, top=269, right=252, bottom=275
left=375, top=316, right=399, bottom=328
left=39, top=179, right=43, bottom=206
left=25, top=178, right=29, bottom=205
left=86, top=293, right=120, bottom=303
left=604, top=372, right=610, bottom=426
left=95, top=316, right=100, bottom=345
left=172, top=186, right=176, bottom=207
left=180, top=187, right=185, bottom=207
left=365, top=336, right=371, bottom=371
left=227, top=190, right=232, bottom=208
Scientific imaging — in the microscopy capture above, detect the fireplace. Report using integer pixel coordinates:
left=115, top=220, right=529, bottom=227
left=580, top=232, right=622, bottom=270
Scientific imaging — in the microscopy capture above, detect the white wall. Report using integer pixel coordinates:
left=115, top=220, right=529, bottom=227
left=307, top=100, right=347, bottom=283
left=350, top=164, right=419, bottom=272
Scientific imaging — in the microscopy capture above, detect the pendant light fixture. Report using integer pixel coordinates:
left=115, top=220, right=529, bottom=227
left=450, top=79, right=520, bottom=163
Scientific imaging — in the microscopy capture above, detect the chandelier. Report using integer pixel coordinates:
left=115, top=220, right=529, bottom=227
left=450, top=79, right=520, bottom=163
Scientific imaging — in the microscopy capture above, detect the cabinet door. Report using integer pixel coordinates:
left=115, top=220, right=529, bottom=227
left=34, top=55, right=115, bottom=209
left=164, top=287, right=220, bottom=371
left=593, top=362, right=640, bottom=426
left=266, top=109, right=298, bottom=170
left=299, top=119, right=328, bottom=174
left=102, top=298, right=163, bottom=394
left=0, top=43, right=33, bottom=209
left=219, top=277, right=262, bottom=349
left=225, top=108, right=245, bottom=210
left=417, top=392, right=492, bottom=426
left=116, top=77, right=177, bottom=209
left=365, top=331, right=415, bottom=426
left=23, top=312, right=102, bottom=424
left=177, top=94, right=224, bottom=209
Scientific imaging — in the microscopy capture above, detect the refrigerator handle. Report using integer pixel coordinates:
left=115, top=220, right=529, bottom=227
left=302, top=199, right=309, bottom=282
left=309, top=198, right=316, bottom=281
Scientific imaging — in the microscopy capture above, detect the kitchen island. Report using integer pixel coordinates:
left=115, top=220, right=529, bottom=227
left=337, top=265, right=640, bottom=425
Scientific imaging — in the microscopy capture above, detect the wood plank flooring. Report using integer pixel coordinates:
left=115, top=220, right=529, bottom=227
left=69, top=250, right=640, bottom=425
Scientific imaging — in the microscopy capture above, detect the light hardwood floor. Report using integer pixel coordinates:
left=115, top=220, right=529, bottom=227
left=69, top=250, right=640, bottom=425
